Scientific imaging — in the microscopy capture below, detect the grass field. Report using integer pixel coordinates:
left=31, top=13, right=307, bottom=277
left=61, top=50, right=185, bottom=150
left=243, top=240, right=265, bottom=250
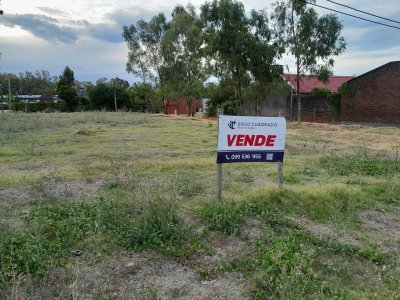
left=0, top=112, right=399, bottom=299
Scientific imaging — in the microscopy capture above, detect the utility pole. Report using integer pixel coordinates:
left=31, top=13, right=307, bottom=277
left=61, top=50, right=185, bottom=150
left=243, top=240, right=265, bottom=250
left=0, top=84, right=3, bottom=113
left=114, top=89, right=117, bottom=112
left=8, top=77, right=11, bottom=111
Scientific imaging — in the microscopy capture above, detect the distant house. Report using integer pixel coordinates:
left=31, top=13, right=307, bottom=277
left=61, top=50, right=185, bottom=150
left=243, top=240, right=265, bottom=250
left=15, top=95, right=60, bottom=103
left=164, top=97, right=202, bottom=116
left=74, top=80, right=92, bottom=98
left=341, top=61, right=400, bottom=124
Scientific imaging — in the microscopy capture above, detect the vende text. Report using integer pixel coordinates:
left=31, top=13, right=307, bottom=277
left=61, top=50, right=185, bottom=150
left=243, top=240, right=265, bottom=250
left=227, top=134, right=276, bottom=147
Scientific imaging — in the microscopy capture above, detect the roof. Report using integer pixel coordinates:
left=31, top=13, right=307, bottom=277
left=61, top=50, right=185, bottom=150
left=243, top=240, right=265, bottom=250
left=282, top=74, right=354, bottom=93
left=346, top=61, right=400, bottom=84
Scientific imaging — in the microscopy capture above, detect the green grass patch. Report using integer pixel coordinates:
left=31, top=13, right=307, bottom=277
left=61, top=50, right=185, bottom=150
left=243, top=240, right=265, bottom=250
left=1, top=113, right=400, bottom=298
left=321, top=152, right=400, bottom=176
left=127, top=199, right=202, bottom=256
left=200, top=186, right=363, bottom=233
left=0, top=197, right=202, bottom=288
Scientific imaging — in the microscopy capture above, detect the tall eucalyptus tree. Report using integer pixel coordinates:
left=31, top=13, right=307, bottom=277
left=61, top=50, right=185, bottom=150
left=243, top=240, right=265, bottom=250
left=272, top=0, right=346, bottom=122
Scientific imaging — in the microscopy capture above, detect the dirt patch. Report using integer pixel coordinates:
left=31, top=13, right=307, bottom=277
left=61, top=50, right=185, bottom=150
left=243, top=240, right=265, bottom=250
left=0, top=187, right=32, bottom=207
left=243, top=217, right=263, bottom=240
left=288, top=216, right=359, bottom=246
left=0, top=182, right=102, bottom=206
left=0, top=182, right=102, bottom=230
left=357, top=210, right=400, bottom=254
left=39, top=181, right=102, bottom=200
left=358, top=211, right=400, bottom=240
left=9, top=251, right=250, bottom=300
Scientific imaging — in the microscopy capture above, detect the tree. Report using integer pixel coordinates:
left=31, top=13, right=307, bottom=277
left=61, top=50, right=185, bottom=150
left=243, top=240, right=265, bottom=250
left=162, top=5, right=205, bottom=116
left=272, top=0, right=346, bottom=122
left=200, top=0, right=280, bottom=114
left=88, top=78, right=131, bottom=111
left=0, top=1, right=3, bottom=62
left=110, top=77, right=130, bottom=90
left=56, top=66, right=78, bottom=111
left=19, top=71, right=57, bottom=95
left=122, top=14, right=168, bottom=86
left=128, top=83, right=161, bottom=112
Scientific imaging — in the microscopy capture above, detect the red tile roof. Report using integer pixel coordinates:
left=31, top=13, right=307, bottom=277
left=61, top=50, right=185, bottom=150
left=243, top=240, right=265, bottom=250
left=282, top=74, right=354, bottom=93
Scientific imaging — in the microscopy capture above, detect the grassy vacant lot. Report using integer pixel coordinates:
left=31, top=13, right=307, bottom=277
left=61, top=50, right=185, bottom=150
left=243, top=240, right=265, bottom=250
left=0, top=112, right=399, bottom=299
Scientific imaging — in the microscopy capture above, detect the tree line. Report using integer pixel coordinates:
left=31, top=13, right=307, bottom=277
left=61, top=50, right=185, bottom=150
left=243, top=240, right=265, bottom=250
left=122, top=0, right=346, bottom=119
left=2, top=0, right=346, bottom=118
left=0, top=68, right=163, bottom=113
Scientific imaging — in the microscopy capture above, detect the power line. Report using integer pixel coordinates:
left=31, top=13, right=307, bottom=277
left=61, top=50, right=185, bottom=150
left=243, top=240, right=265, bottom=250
left=325, top=0, right=400, bottom=25
left=299, top=0, right=400, bottom=30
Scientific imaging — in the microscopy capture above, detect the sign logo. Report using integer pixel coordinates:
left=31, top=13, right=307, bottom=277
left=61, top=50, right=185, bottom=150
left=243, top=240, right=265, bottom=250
left=228, top=120, right=236, bottom=130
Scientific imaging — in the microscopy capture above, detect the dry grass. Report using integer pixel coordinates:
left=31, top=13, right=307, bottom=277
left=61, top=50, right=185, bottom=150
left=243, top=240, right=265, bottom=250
left=1, top=112, right=399, bottom=299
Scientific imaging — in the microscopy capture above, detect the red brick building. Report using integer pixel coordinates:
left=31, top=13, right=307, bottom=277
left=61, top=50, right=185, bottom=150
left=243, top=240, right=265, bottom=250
left=341, top=61, right=400, bottom=124
left=282, top=74, right=354, bottom=123
left=163, top=97, right=202, bottom=115
left=282, top=74, right=354, bottom=94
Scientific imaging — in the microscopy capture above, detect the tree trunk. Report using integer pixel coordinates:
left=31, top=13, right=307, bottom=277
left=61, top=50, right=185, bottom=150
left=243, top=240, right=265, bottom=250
left=290, top=90, right=293, bottom=121
left=296, top=62, right=301, bottom=124
left=187, top=97, right=193, bottom=117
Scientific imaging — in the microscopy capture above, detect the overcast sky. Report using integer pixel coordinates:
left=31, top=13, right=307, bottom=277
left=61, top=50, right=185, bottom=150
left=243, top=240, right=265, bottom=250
left=0, top=0, right=399, bottom=84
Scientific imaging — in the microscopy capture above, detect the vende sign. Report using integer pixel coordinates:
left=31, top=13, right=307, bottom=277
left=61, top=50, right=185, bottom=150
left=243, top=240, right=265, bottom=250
left=217, top=115, right=286, bottom=163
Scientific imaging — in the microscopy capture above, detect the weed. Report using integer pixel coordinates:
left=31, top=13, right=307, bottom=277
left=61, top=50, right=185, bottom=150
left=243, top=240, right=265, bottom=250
left=127, top=199, right=202, bottom=256
left=1, top=113, right=400, bottom=298
left=253, top=235, right=324, bottom=299
left=0, top=197, right=201, bottom=287
left=199, top=201, right=244, bottom=235
left=32, top=170, right=66, bottom=202
left=321, top=152, right=400, bottom=176
left=283, top=173, right=301, bottom=184
left=364, top=180, right=400, bottom=205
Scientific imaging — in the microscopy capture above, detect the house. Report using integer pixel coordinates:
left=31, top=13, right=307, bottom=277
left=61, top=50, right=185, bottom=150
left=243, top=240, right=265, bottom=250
left=341, top=61, right=400, bottom=124
left=164, top=97, right=202, bottom=116
left=74, top=80, right=92, bottom=97
left=282, top=74, right=354, bottom=94
left=15, top=95, right=60, bottom=103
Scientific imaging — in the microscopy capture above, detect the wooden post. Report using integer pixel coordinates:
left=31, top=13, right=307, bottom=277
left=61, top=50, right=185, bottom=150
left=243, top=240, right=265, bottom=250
left=278, top=111, right=284, bottom=190
left=216, top=107, right=223, bottom=200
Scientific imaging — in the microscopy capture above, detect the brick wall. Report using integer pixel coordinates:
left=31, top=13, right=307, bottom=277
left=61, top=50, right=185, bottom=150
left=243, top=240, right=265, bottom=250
left=291, top=94, right=334, bottom=123
left=242, top=94, right=289, bottom=117
left=341, top=62, right=400, bottom=124
left=164, top=97, right=202, bottom=115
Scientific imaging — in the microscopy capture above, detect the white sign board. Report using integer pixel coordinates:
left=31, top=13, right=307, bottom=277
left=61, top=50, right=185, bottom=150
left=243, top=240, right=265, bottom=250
left=217, top=115, right=286, bottom=163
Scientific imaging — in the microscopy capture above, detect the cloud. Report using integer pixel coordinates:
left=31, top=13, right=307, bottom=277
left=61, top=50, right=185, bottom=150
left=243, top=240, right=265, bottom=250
left=87, top=7, right=156, bottom=43
left=333, top=45, right=400, bottom=76
left=0, top=13, right=79, bottom=43
left=0, top=35, right=136, bottom=83
left=36, top=7, right=66, bottom=17
left=0, top=6, right=156, bottom=45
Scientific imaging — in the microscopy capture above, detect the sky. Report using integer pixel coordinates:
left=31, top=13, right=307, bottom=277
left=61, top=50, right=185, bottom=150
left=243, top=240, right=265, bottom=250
left=0, top=0, right=399, bottom=84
